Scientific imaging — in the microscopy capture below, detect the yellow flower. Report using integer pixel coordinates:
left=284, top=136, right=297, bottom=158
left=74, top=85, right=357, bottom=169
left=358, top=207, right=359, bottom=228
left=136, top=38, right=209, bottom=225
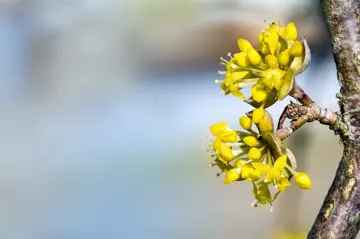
left=261, top=68, right=286, bottom=89
left=217, top=20, right=309, bottom=105
left=258, top=23, right=280, bottom=55
left=210, top=122, right=238, bottom=142
left=295, top=172, right=312, bottom=189
left=252, top=155, right=289, bottom=189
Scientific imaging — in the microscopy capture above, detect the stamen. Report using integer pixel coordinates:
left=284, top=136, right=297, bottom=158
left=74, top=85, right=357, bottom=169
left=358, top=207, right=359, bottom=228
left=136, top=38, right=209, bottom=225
left=220, top=57, right=228, bottom=63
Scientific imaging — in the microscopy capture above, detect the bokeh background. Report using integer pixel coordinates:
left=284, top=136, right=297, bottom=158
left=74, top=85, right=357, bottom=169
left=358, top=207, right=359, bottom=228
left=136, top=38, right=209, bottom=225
left=0, top=0, right=348, bottom=238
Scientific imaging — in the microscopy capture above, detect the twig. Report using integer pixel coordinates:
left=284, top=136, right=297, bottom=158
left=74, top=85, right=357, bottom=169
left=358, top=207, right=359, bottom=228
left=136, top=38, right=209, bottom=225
left=276, top=102, right=339, bottom=141
left=289, top=84, right=313, bottom=106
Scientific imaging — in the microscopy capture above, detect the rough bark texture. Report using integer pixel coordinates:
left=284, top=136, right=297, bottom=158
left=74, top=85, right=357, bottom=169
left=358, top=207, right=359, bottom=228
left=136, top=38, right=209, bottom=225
left=308, top=0, right=360, bottom=238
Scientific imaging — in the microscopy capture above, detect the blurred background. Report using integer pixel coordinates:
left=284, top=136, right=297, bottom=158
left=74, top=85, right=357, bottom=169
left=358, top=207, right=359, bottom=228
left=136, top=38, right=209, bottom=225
left=0, top=0, right=347, bottom=238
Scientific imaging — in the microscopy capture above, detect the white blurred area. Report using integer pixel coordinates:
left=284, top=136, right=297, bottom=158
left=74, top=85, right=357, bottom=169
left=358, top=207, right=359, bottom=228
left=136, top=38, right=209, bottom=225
left=0, top=1, right=346, bottom=239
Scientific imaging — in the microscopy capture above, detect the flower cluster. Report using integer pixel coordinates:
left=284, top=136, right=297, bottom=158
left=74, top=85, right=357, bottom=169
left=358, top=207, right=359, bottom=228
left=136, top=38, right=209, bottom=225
left=208, top=21, right=312, bottom=209
left=216, top=22, right=310, bottom=108
left=208, top=108, right=312, bottom=208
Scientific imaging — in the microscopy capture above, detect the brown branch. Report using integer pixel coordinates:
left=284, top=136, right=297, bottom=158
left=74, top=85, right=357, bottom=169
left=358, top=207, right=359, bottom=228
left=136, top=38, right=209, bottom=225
left=290, top=84, right=314, bottom=106
left=308, top=0, right=360, bottom=238
left=275, top=102, right=339, bottom=141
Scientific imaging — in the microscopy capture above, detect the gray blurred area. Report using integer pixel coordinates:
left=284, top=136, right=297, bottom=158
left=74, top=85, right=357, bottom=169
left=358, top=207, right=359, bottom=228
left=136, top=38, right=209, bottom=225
left=0, top=0, right=347, bottom=239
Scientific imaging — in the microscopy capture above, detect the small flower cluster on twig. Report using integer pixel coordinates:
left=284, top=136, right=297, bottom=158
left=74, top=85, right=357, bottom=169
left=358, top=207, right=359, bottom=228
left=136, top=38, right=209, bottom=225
left=208, top=21, right=318, bottom=209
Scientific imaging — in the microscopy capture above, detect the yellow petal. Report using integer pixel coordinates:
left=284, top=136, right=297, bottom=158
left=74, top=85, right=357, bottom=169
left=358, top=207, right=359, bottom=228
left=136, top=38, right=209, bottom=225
left=231, top=71, right=249, bottom=81
left=220, top=130, right=238, bottom=142
left=278, top=69, right=294, bottom=100
left=268, top=32, right=279, bottom=55
left=210, top=122, right=227, bottom=135
left=218, top=143, right=234, bottom=162
left=229, top=85, right=246, bottom=99
left=252, top=162, right=270, bottom=174
left=247, top=48, right=262, bottom=65
left=213, top=138, right=222, bottom=150
left=234, top=52, right=250, bottom=67
left=274, top=154, right=288, bottom=171
left=238, top=39, right=253, bottom=53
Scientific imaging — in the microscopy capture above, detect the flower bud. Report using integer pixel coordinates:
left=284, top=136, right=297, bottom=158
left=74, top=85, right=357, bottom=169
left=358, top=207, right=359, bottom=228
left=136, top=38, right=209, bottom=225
left=265, top=55, right=278, bottom=68
left=290, top=41, right=303, bottom=57
left=285, top=22, right=297, bottom=40
left=252, top=90, right=268, bottom=103
left=278, top=49, right=290, bottom=66
left=252, top=108, right=265, bottom=123
left=224, top=168, right=241, bottom=184
left=259, top=118, right=273, bottom=133
left=248, top=147, right=262, bottom=161
left=243, top=136, right=258, bottom=147
left=247, top=48, right=262, bottom=65
left=239, top=116, right=252, bottom=130
left=295, top=172, right=312, bottom=189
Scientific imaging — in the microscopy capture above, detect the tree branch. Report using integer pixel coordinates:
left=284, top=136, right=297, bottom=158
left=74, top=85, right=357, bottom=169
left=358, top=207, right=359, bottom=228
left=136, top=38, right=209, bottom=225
left=308, top=0, right=360, bottom=238
left=275, top=102, right=339, bottom=141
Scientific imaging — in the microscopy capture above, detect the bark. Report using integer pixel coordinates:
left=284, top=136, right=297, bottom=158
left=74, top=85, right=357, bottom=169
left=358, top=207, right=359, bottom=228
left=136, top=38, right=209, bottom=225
left=308, top=0, right=360, bottom=238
